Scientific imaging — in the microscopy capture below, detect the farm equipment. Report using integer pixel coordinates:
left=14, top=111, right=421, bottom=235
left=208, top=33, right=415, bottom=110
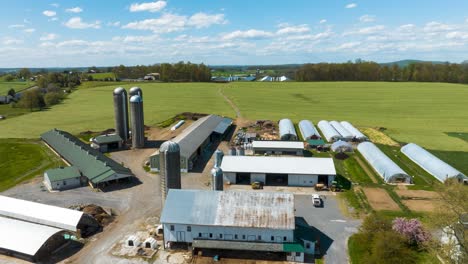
left=251, top=181, right=263, bottom=190
left=330, top=181, right=343, bottom=192
left=315, top=183, right=325, bottom=191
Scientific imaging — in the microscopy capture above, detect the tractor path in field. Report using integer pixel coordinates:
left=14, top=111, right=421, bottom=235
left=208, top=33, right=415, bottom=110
left=218, top=87, right=242, bottom=118
left=354, top=155, right=378, bottom=183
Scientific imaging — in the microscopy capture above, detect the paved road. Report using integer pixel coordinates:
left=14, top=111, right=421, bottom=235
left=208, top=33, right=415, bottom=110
left=295, top=194, right=361, bottom=264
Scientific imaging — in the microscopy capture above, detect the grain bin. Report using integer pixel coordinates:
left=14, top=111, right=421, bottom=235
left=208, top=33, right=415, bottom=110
left=129, top=86, right=143, bottom=98
left=159, top=141, right=181, bottom=203
left=214, top=149, right=224, bottom=168
left=236, top=146, right=245, bottom=156
left=113, top=87, right=129, bottom=140
left=211, top=167, right=223, bottom=191
left=228, top=147, right=236, bottom=156
left=130, top=95, right=145, bottom=148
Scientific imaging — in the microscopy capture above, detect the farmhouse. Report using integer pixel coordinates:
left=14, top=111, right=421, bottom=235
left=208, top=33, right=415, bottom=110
left=149, top=115, right=232, bottom=172
left=44, top=166, right=82, bottom=191
left=160, top=189, right=315, bottom=262
left=252, top=141, right=304, bottom=156
left=0, top=195, right=98, bottom=262
left=41, top=129, right=134, bottom=189
left=221, top=156, right=336, bottom=186
left=90, top=134, right=123, bottom=152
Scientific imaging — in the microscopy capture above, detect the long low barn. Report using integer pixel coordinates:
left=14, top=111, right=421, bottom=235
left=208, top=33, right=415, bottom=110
left=41, top=129, right=134, bottom=189
left=149, top=115, right=232, bottom=172
left=221, top=156, right=336, bottom=186
left=252, top=141, right=304, bottom=156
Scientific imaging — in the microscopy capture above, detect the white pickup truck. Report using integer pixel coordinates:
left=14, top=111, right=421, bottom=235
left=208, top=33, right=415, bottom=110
left=312, top=194, right=322, bottom=207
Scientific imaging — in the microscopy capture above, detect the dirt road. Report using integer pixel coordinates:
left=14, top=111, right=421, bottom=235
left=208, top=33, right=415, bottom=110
left=218, top=87, right=241, bottom=118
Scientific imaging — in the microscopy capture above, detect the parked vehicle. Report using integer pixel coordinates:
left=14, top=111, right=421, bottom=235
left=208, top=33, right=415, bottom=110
left=251, top=181, right=263, bottom=190
left=312, top=194, right=322, bottom=207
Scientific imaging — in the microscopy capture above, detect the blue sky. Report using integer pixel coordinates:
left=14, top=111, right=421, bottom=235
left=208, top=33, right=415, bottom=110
left=1, top=0, right=468, bottom=67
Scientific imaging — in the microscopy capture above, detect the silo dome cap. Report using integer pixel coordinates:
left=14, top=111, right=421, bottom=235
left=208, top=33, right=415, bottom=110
left=211, top=167, right=223, bottom=174
left=113, top=87, right=126, bottom=95
left=129, top=86, right=142, bottom=93
left=160, top=141, right=180, bottom=152
left=129, top=95, right=142, bottom=103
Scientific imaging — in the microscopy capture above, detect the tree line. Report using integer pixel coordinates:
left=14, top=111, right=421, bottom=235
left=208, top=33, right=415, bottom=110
left=295, top=61, right=468, bottom=83
left=111, top=61, right=211, bottom=82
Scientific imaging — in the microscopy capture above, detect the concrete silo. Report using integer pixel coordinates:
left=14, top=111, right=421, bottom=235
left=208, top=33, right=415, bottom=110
left=214, top=149, right=224, bottom=168
left=211, top=167, right=223, bottom=191
left=130, top=95, right=145, bottom=148
left=159, top=141, right=181, bottom=203
left=113, top=87, right=129, bottom=141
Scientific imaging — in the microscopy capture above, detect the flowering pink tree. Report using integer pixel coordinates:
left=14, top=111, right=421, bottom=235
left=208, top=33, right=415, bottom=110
left=392, top=218, right=431, bottom=246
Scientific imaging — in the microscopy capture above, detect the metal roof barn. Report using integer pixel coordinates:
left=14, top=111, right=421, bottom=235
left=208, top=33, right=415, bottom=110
left=357, top=142, right=412, bottom=183
left=161, top=189, right=295, bottom=230
left=329, top=121, right=353, bottom=140
left=0, top=195, right=83, bottom=231
left=279, top=119, right=298, bottom=141
left=221, top=156, right=336, bottom=175
left=298, top=120, right=321, bottom=140
left=0, top=217, right=66, bottom=257
left=252, top=141, right=304, bottom=150
left=401, top=143, right=467, bottom=182
left=317, top=120, right=341, bottom=142
left=340, top=121, right=368, bottom=141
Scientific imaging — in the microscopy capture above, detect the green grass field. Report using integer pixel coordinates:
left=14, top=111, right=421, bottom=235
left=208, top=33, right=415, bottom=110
left=0, top=81, right=467, bottom=153
left=0, top=81, right=34, bottom=95
left=89, top=72, right=116, bottom=79
left=0, top=139, right=64, bottom=191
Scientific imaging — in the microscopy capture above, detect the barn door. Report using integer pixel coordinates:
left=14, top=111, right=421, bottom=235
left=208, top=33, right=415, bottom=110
left=176, top=231, right=186, bottom=242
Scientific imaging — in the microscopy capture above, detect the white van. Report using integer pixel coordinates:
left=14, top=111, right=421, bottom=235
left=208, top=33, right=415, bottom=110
left=312, top=194, right=322, bottom=207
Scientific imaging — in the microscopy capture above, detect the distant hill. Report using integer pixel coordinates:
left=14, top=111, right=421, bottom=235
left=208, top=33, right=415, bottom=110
left=0, top=67, right=111, bottom=74
left=380, top=59, right=448, bottom=67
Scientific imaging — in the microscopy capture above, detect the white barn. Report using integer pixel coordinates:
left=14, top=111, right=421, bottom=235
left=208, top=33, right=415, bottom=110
left=252, top=141, right=304, bottom=156
left=160, top=189, right=315, bottom=262
left=221, top=156, right=336, bottom=187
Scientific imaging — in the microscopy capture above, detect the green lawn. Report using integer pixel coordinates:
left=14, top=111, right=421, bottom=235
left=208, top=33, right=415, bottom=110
left=0, top=81, right=34, bottom=95
left=89, top=72, right=116, bottom=80
left=0, top=139, right=64, bottom=191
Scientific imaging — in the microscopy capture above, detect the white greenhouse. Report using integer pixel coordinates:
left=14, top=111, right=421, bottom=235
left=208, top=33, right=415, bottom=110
left=357, top=142, right=412, bottom=183
left=317, top=120, right=341, bottom=142
left=331, top=141, right=353, bottom=152
left=329, top=121, right=353, bottom=141
left=401, top=143, right=467, bottom=183
left=298, top=120, right=321, bottom=140
left=340, top=121, right=368, bottom=141
left=279, top=119, right=298, bottom=141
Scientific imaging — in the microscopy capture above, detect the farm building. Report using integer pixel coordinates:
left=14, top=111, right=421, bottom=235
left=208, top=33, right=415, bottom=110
left=357, top=142, right=412, bottom=183
left=90, top=134, right=123, bottom=152
left=279, top=119, right=298, bottom=141
left=340, top=121, right=368, bottom=141
left=41, top=129, right=134, bottom=189
left=317, top=120, right=341, bottom=142
left=401, top=143, right=467, bottom=183
left=149, top=115, right=232, bottom=172
left=329, top=121, right=353, bottom=141
left=252, top=141, right=304, bottom=155
left=44, top=166, right=82, bottom=191
left=0, top=196, right=99, bottom=262
left=259, top=76, right=289, bottom=82
left=160, top=189, right=315, bottom=262
left=298, top=120, right=321, bottom=140
left=221, top=156, right=336, bottom=186
left=306, top=139, right=326, bottom=149
left=331, top=141, right=353, bottom=152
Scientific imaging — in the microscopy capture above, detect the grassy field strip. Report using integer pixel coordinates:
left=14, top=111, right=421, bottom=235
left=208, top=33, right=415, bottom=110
left=353, top=155, right=378, bottom=183
left=0, top=81, right=34, bottom=95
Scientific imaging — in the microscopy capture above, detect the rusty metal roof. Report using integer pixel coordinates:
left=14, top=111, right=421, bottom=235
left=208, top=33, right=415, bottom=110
left=161, top=189, right=295, bottom=230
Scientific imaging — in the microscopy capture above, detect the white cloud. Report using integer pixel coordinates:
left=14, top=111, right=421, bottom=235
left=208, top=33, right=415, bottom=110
left=360, top=15, right=375, bottom=23
left=8, top=24, right=25, bottom=28
left=276, top=24, right=310, bottom=35
left=49, top=17, right=59, bottom=21
left=123, top=13, right=187, bottom=33
left=399, top=24, right=416, bottom=31
left=222, top=29, right=274, bottom=40
left=423, top=21, right=455, bottom=32
left=43, top=10, right=56, bottom=17
left=130, top=1, right=166, bottom=12
left=319, top=19, right=327, bottom=24
left=446, top=31, right=468, bottom=39
left=2, top=37, right=23, bottom=45
left=23, top=28, right=35, bottom=33
left=329, top=42, right=361, bottom=51
left=345, top=3, right=357, bottom=9
left=64, top=17, right=101, bottom=29
left=108, top=21, right=121, bottom=27
left=40, top=33, right=58, bottom=41
left=113, top=35, right=160, bottom=43
left=66, top=7, right=83, bottom=13
left=187, top=13, right=227, bottom=28
left=344, top=25, right=385, bottom=35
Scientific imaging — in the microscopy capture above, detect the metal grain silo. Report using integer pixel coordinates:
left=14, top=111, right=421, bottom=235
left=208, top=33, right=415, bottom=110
left=214, top=149, right=224, bottom=168
left=236, top=146, right=245, bottom=156
left=211, top=167, right=223, bottom=191
left=159, top=141, right=181, bottom=203
left=130, top=95, right=145, bottom=148
left=129, top=86, right=143, bottom=98
left=228, top=147, right=236, bottom=156
left=113, top=87, right=129, bottom=140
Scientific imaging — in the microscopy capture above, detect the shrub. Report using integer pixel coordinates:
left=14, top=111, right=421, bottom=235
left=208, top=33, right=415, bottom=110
left=392, top=218, right=431, bottom=246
